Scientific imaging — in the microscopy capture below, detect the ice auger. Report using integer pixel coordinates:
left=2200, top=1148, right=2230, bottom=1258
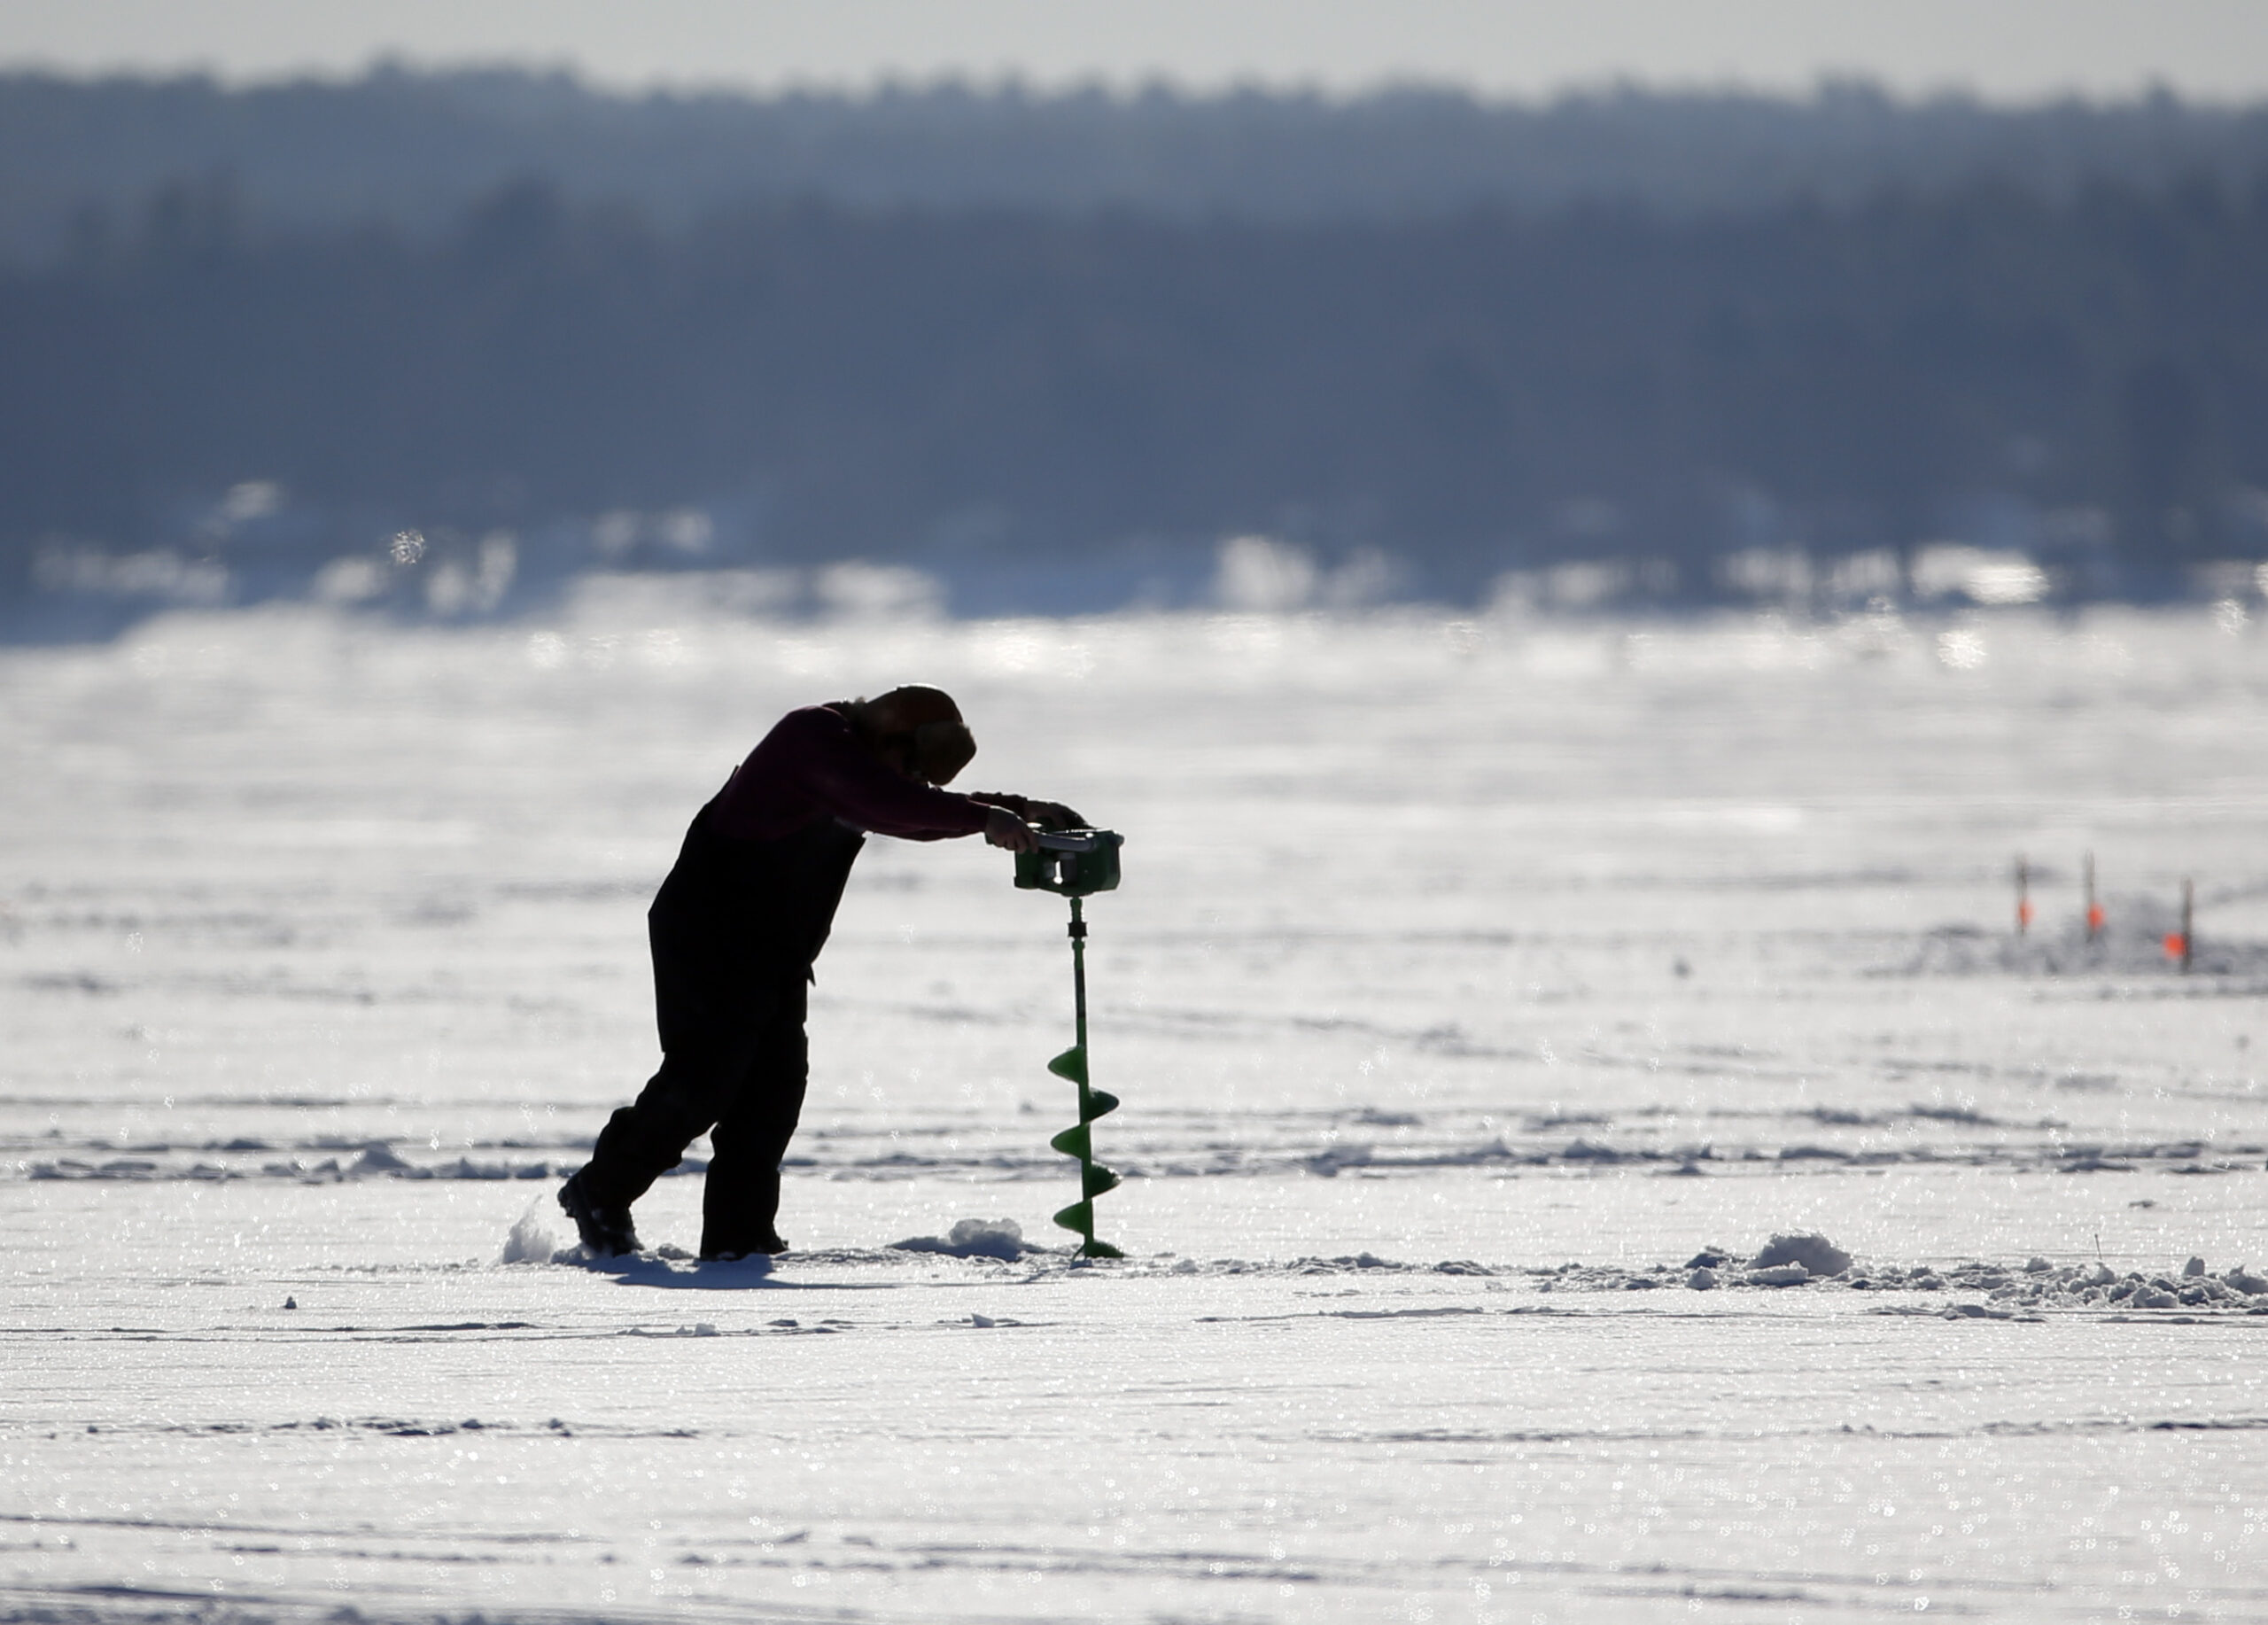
left=1015, top=828, right=1126, bottom=1258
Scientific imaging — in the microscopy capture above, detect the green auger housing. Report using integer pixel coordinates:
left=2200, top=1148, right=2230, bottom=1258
left=1014, top=828, right=1122, bottom=898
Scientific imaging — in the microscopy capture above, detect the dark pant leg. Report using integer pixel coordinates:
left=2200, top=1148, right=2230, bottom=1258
left=701, top=975, right=810, bottom=1256
left=579, top=903, right=787, bottom=1212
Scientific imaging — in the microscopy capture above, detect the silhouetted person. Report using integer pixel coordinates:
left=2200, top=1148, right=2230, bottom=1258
left=559, top=686, right=1080, bottom=1259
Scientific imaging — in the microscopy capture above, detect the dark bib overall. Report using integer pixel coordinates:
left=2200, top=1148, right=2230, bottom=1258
left=583, top=798, right=866, bottom=1255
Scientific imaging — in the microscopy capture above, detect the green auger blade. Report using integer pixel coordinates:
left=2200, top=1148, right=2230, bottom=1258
left=1082, top=1162, right=1121, bottom=1198
left=1047, top=1046, right=1087, bottom=1085
left=1050, top=1123, right=1091, bottom=1160
left=1083, top=1087, right=1120, bottom=1120
left=1052, top=1200, right=1094, bottom=1235
left=1079, top=1239, right=1126, bottom=1259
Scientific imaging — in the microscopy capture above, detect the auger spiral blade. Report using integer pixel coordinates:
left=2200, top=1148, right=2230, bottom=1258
left=1051, top=1202, right=1125, bottom=1259
left=1045, top=893, right=1122, bottom=1258
left=1052, top=1199, right=1092, bottom=1232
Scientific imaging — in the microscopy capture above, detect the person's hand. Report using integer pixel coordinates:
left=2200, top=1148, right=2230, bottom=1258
left=1021, top=799, right=1086, bottom=830
left=983, top=805, right=1039, bottom=851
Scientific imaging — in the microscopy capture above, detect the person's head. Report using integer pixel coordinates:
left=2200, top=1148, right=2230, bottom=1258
left=853, top=685, right=976, bottom=785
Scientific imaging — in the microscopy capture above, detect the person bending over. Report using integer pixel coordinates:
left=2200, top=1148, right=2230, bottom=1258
left=558, top=685, right=1081, bottom=1259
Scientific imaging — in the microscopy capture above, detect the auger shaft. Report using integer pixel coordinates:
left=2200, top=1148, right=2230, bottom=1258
left=1047, top=895, right=1123, bottom=1257
left=1071, top=896, right=1088, bottom=1059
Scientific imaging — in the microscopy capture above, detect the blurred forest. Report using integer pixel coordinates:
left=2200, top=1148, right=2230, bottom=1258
left=11, top=69, right=2268, bottom=253
left=4, top=71, right=2268, bottom=623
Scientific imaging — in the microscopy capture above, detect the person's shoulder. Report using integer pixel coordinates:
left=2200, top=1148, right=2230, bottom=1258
left=767, top=704, right=854, bottom=742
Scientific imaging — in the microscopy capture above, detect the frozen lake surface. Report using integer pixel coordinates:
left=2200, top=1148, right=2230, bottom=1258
left=4, top=595, right=2267, bottom=1621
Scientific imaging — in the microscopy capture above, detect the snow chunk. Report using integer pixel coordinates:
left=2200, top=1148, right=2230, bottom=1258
left=1745, top=1263, right=1811, bottom=1287
left=345, top=1140, right=414, bottom=1178
left=1562, top=1138, right=1629, bottom=1162
left=1751, top=1232, right=1852, bottom=1277
left=889, top=1217, right=1033, bottom=1260
left=499, top=1199, right=560, bottom=1264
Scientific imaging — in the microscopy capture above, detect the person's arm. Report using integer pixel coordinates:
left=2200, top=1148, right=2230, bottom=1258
left=967, top=791, right=1087, bottom=829
left=789, top=709, right=1057, bottom=848
left=769, top=712, right=1046, bottom=852
left=798, top=721, right=990, bottom=839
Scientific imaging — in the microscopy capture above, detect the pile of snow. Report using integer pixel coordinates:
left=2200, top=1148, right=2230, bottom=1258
left=344, top=1140, right=416, bottom=1178
left=1681, top=1237, right=1854, bottom=1289
left=1890, top=1256, right=2268, bottom=1310
left=1744, top=1263, right=1812, bottom=1287
left=499, top=1199, right=561, bottom=1264
left=1670, top=1237, right=2267, bottom=1310
left=1751, top=1232, right=1853, bottom=1276
left=889, top=1217, right=1037, bottom=1261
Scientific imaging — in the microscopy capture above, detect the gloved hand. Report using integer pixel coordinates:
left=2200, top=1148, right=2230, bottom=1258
left=982, top=805, right=1041, bottom=851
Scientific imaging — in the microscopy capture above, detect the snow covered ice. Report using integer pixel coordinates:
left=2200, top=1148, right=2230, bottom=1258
left=4, top=596, right=2268, bottom=1621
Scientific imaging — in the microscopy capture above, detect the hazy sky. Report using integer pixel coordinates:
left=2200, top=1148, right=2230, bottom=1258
left=5, top=0, right=2268, bottom=102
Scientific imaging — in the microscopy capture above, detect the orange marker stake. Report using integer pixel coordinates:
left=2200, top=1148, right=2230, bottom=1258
left=2015, top=856, right=2031, bottom=937
left=2084, top=851, right=2103, bottom=940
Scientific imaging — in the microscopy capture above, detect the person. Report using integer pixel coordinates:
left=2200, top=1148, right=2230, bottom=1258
left=557, top=685, right=1082, bottom=1259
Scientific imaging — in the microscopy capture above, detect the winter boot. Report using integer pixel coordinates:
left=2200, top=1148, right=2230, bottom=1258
left=699, top=1225, right=787, bottom=1263
left=558, top=1168, right=641, bottom=1256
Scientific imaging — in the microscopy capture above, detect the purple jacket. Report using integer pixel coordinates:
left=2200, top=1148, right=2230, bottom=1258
left=710, top=704, right=991, bottom=843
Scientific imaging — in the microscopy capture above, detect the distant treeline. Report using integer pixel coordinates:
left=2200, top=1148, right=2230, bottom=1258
left=5, top=172, right=2268, bottom=605
left=10, top=70, right=2268, bottom=260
